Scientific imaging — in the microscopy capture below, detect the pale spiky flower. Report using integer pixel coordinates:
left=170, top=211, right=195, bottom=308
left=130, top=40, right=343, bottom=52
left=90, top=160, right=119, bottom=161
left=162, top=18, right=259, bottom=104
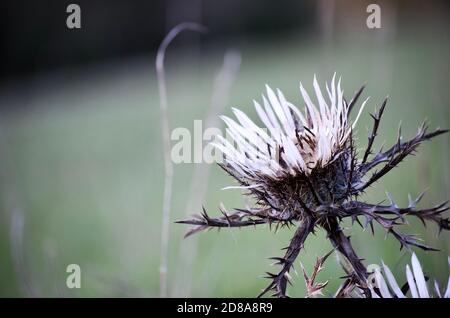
left=370, top=253, right=450, bottom=298
left=178, top=74, right=449, bottom=298
left=214, top=74, right=367, bottom=179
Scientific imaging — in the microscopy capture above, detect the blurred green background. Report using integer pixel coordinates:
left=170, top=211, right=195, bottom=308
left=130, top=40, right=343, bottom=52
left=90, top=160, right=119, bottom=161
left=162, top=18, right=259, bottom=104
left=0, top=0, right=449, bottom=297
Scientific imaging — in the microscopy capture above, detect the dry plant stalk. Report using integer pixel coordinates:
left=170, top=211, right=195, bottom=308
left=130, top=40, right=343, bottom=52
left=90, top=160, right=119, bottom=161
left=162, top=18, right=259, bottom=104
left=179, top=75, right=449, bottom=297
left=156, top=22, right=207, bottom=298
left=173, top=51, right=241, bottom=297
left=0, top=127, right=39, bottom=297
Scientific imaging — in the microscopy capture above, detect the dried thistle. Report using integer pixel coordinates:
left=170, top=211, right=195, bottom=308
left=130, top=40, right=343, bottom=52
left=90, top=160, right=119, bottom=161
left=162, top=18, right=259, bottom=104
left=178, top=74, right=449, bottom=298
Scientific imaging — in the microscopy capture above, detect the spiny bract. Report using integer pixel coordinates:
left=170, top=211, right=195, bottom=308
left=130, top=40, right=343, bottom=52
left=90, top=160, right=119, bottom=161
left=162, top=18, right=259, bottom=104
left=178, top=74, right=450, bottom=298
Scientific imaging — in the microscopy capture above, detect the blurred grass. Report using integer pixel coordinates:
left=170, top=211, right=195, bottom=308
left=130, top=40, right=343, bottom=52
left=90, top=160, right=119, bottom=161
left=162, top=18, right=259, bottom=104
left=0, top=28, right=449, bottom=297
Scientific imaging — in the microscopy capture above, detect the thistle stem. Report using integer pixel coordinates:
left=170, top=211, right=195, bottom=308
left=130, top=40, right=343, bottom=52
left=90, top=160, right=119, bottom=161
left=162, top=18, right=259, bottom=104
left=323, top=218, right=370, bottom=297
left=259, top=217, right=315, bottom=298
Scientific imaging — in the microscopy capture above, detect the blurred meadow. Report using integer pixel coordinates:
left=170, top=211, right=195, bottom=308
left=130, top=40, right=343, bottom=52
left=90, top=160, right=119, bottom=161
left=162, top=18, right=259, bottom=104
left=0, top=0, right=449, bottom=297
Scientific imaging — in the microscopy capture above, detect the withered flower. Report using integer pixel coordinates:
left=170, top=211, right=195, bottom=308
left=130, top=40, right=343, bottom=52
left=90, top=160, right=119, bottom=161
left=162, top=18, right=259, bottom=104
left=178, top=75, right=449, bottom=297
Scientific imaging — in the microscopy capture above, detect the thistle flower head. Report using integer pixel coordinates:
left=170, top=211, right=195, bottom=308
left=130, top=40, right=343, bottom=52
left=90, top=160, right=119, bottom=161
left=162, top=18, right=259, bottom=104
left=215, top=74, right=367, bottom=180
left=214, top=75, right=369, bottom=221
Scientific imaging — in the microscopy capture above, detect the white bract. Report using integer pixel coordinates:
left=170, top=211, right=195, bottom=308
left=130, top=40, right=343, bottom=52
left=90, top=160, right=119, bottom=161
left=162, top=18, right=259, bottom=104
left=214, top=74, right=368, bottom=181
left=371, top=252, right=450, bottom=298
